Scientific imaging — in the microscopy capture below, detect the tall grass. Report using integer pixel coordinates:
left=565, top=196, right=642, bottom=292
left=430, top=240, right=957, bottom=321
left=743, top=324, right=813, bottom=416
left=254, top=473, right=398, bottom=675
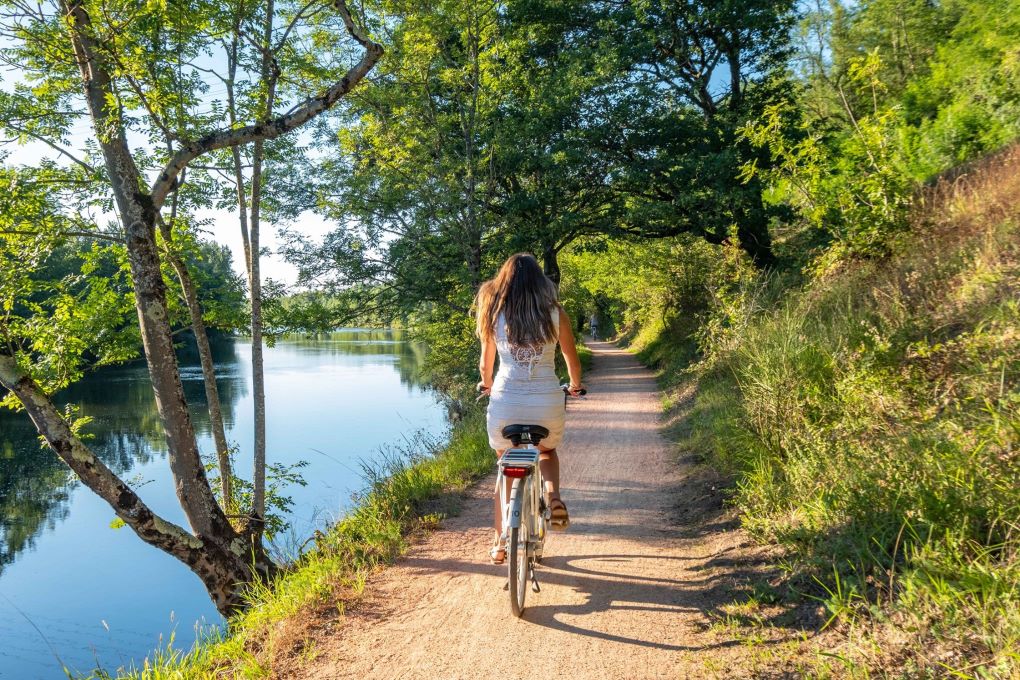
left=85, top=411, right=492, bottom=679
left=681, top=146, right=1020, bottom=674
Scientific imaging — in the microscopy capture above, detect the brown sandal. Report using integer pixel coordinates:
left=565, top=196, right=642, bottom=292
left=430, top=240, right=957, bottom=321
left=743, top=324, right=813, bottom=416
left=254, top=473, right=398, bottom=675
left=548, top=496, right=570, bottom=531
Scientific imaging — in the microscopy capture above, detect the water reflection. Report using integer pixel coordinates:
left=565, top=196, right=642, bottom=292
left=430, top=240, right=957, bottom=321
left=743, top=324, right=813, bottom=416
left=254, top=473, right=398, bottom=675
left=281, top=329, right=427, bottom=387
left=0, top=329, right=427, bottom=579
left=0, top=416, right=74, bottom=576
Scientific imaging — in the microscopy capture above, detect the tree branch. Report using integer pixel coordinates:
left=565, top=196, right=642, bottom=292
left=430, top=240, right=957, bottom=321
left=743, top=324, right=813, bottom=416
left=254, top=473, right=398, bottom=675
left=0, top=227, right=125, bottom=243
left=0, top=355, right=204, bottom=563
left=149, top=0, right=383, bottom=210
left=1, top=122, right=97, bottom=173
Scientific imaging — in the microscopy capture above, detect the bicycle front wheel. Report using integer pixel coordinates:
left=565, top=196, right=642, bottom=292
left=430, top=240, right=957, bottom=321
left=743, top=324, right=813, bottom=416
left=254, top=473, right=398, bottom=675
left=508, top=523, right=528, bottom=617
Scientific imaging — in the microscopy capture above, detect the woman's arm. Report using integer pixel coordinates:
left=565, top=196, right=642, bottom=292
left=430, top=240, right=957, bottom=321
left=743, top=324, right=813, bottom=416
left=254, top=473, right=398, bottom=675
left=558, top=306, right=584, bottom=393
left=478, top=335, right=496, bottom=392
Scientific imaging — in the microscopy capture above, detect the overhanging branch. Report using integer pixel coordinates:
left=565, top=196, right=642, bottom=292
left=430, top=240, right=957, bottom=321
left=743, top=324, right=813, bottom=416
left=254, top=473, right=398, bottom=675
left=0, top=355, right=204, bottom=563
left=150, top=0, right=383, bottom=210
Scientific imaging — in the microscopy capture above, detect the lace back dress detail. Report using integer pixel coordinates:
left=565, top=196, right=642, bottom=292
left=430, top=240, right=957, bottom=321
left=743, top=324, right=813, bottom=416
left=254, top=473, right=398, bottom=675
left=486, top=308, right=566, bottom=450
left=494, top=311, right=558, bottom=388
left=508, top=343, right=544, bottom=376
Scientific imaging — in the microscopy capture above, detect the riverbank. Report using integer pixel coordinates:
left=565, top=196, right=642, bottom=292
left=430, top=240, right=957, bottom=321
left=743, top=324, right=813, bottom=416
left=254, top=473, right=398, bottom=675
left=0, top=331, right=448, bottom=679
left=88, top=412, right=490, bottom=678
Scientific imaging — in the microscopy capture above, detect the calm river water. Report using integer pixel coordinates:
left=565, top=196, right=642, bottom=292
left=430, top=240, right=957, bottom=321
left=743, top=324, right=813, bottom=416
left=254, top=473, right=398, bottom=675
left=0, top=331, right=446, bottom=678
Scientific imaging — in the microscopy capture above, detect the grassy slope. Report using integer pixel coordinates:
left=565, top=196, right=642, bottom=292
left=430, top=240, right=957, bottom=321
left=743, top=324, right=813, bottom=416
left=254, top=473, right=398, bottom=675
left=630, top=146, right=1020, bottom=677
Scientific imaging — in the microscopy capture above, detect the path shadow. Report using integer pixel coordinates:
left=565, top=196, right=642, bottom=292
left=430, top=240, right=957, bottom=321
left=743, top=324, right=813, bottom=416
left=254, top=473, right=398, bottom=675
left=399, top=548, right=817, bottom=653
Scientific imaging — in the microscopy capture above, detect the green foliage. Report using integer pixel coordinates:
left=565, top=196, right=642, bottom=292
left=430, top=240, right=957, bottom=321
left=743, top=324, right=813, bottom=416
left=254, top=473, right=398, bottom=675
left=537, top=0, right=794, bottom=266
left=289, top=0, right=512, bottom=317
left=750, top=0, right=1020, bottom=262
left=560, top=235, right=759, bottom=368
left=204, top=449, right=309, bottom=541
left=182, top=239, right=249, bottom=334
left=409, top=311, right=479, bottom=409
left=0, top=167, right=138, bottom=400
left=90, top=412, right=493, bottom=679
left=640, top=149, right=1020, bottom=671
left=741, top=94, right=913, bottom=260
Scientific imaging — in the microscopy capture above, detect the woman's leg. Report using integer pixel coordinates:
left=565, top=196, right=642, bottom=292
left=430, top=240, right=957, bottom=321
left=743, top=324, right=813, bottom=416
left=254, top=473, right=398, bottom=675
left=539, top=445, right=569, bottom=529
left=537, top=446, right=559, bottom=499
left=490, top=449, right=508, bottom=562
left=496, top=446, right=562, bottom=532
left=493, top=449, right=506, bottom=536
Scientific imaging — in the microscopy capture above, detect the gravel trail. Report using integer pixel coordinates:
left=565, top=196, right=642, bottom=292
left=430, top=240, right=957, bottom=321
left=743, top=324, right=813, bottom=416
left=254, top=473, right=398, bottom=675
left=294, top=342, right=816, bottom=679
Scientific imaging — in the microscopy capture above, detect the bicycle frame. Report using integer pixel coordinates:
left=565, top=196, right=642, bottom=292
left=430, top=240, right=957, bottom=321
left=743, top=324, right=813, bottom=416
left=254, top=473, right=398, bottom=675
left=497, top=443, right=548, bottom=616
left=498, top=446, right=544, bottom=534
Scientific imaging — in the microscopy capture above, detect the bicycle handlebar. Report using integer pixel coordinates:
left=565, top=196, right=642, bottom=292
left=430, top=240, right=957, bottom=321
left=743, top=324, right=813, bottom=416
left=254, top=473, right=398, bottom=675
left=476, top=383, right=588, bottom=396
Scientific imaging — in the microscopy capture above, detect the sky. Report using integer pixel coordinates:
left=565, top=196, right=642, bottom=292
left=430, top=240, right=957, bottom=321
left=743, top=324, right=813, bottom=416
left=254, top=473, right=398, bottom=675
left=2, top=132, right=332, bottom=285
left=0, top=28, right=338, bottom=288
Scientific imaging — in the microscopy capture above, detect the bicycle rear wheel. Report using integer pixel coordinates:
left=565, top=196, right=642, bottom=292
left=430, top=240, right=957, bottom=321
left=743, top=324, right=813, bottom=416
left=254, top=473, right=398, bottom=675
left=508, top=523, right=528, bottom=616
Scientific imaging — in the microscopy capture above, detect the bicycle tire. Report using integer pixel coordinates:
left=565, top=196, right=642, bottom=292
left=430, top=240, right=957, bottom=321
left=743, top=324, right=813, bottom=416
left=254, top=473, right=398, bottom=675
left=508, top=524, right=528, bottom=616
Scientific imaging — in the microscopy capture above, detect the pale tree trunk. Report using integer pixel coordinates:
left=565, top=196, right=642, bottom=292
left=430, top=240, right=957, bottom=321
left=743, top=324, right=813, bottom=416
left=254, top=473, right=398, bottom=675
left=247, top=0, right=279, bottom=542
left=158, top=197, right=234, bottom=509
left=223, top=8, right=252, bottom=522
left=173, top=256, right=235, bottom=509
left=461, top=8, right=483, bottom=288
left=226, top=23, right=252, bottom=283
left=13, top=0, right=385, bottom=612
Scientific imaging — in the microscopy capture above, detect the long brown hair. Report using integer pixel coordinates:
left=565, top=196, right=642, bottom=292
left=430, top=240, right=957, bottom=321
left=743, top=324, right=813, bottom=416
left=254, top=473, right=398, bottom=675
left=475, top=253, right=559, bottom=346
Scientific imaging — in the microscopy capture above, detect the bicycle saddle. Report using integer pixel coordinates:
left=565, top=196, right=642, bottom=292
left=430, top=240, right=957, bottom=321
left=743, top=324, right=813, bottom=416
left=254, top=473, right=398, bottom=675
left=501, top=424, right=550, bottom=446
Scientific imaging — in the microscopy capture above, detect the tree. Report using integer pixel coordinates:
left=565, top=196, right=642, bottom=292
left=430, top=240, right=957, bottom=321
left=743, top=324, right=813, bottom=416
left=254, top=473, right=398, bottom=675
left=287, top=0, right=508, bottom=319
left=594, top=0, right=797, bottom=266
left=490, top=0, right=622, bottom=284
left=0, top=0, right=382, bottom=613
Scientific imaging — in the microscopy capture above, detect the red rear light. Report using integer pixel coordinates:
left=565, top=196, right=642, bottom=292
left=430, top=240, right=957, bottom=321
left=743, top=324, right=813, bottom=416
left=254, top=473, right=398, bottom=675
left=503, top=466, right=530, bottom=478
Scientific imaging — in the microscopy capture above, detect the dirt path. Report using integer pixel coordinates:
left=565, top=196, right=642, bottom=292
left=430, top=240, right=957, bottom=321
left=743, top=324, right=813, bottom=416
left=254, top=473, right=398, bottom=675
left=294, top=342, right=820, bottom=679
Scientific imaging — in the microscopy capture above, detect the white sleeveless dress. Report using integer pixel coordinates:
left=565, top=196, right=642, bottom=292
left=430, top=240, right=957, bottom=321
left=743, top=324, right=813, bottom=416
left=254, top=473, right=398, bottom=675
left=486, top=309, right=565, bottom=450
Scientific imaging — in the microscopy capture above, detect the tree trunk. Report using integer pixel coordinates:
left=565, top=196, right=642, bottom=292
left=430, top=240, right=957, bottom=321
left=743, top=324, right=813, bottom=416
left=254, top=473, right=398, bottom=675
left=158, top=217, right=234, bottom=509
left=248, top=0, right=278, bottom=544
left=226, top=27, right=252, bottom=284
left=59, top=0, right=272, bottom=606
left=542, top=244, right=561, bottom=287
left=736, top=184, right=775, bottom=268
left=62, top=0, right=231, bottom=541
left=162, top=173, right=233, bottom=507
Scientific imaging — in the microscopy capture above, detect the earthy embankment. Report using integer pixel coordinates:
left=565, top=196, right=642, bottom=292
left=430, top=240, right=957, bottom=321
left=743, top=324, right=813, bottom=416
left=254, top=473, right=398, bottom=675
left=289, top=343, right=825, bottom=679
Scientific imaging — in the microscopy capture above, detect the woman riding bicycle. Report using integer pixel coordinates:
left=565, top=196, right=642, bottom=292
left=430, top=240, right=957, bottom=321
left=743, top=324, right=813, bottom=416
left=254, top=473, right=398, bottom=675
left=475, top=253, right=585, bottom=564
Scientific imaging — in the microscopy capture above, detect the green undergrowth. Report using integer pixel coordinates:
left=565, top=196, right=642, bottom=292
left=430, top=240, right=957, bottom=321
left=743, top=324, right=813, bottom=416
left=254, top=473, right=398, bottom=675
left=86, top=410, right=491, bottom=679
left=567, top=341, right=594, bottom=375
left=625, top=149, right=1020, bottom=676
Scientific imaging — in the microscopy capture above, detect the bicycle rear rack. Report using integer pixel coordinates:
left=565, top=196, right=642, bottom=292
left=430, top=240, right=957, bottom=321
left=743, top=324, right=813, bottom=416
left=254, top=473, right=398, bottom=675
left=500, top=449, right=540, bottom=469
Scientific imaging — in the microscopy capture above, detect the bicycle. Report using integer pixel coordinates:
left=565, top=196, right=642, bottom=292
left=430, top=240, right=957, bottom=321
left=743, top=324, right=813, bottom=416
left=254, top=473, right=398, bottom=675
left=493, top=385, right=586, bottom=617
